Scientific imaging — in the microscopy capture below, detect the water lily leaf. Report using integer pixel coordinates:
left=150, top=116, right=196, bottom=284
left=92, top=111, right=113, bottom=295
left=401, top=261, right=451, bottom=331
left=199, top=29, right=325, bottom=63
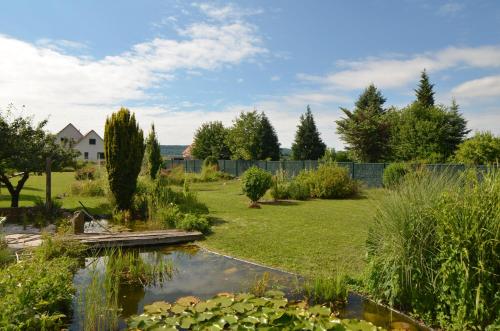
left=197, top=311, right=216, bottom=322
left=264, top=290, right=284, bottom=298
left=171, top=304, right=186, bottom=314
left=180, top=316, right=196, bottom=329
left=212, top=296, right=233, bottom=307
left=143, top=301, right=171, bottom=314
left=235, top=293, right=254, bottom=301
left=309, top=305, right=331, bottom=316
left=242, top=315, right=260, bottom=324
left=176, top=296, right=200, bottom=306
left=342, top=319, right=381, bottom=331
left=270, top=298, right=287, bottom=308
left=195, top=301, right=209, bottom=312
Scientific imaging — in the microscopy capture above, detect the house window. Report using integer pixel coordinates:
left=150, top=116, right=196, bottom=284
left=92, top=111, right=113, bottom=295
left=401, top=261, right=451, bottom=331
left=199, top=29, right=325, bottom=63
left=84, top=152, right=89, bottom=160
left=89, top=138, right=96, bottom=145
left=97, top=152, right=105, bottom=160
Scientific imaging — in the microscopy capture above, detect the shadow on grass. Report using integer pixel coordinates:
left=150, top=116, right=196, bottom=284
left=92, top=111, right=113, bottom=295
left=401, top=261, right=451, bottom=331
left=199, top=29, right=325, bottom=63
left=209, top=216, right=228, bottom=226
left=259, top=200, right=299, bottom=206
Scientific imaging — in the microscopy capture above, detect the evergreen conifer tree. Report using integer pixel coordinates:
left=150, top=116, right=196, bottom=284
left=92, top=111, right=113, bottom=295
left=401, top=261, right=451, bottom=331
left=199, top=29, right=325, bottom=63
left=104, top=107, right=145, bottom=210
left=145, top=123, right=162, bottom=179
left=336, top=84, right=390, bottom=162
left=291, top=106, right=326, bottom=160
left=415, top=69, right=435, bottom=107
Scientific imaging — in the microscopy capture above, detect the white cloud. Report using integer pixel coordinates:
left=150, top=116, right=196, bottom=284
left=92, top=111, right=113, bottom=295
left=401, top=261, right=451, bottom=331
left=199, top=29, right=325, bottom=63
left=451, top=75, right=500, bottom=99
left=0, top=7, right=266, bottom=136
left=438, top=2, right=465, bottom=16
left=36, top=38, right=89, bottom=52
left=270, top=75, right=280, bottom=81
left=298, top=46, right=500, bottom=90
left=192, top=3, right=263, bottom=21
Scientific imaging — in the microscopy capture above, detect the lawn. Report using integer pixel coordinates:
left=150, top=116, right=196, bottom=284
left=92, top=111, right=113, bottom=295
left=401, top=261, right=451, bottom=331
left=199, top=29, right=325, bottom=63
left=0, top=172, right=111, bottom=214
left=192, top=180, right=386, bottom=278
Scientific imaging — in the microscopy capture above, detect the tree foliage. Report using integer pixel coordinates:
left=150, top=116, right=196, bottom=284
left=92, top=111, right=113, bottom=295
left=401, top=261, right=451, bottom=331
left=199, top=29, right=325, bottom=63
left=389, top=102, right=469, bottom=162
left=415, top=69, right=435, bottom=108
left=291, top=106, right=326, bottom=160
left=454, top=131, right=500, bottom=165
left=227, top=111, right=280, bottom=160
left=336, top=84, right=391, bottom=162
left=145, top=123, right=163, bottom=180
left=191, top=121, right=231, bottom=160
left=104, top=107, right=145, bottom=211
left=0, top=105, right=77, bottom=207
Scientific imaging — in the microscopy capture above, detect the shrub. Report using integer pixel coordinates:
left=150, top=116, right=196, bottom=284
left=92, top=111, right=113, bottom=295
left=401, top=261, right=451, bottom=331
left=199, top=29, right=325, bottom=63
left=301, top=164, right=359, bottom=199
left=382, top=162, right=409, bottom=188
left=75, top=164, right=97, bottom=180
left=241, top=166, right=273, bottom=206
left=287, top=180, right=310, bottom=200
left=366, top=170, right=500, bottom=330
left=71, top=179, right=106, bottom=197
left=269, top=169, right=290, bottom=200
left=176, top=213, right=211, bottom=233
left=161, top=165, right=187, bottom=185
left=203, top=156, right=219, bottom=170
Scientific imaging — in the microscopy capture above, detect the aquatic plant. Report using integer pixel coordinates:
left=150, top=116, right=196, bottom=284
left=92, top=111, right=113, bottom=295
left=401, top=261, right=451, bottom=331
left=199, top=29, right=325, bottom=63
left=127, top=291, right=385, bottom=330
left=303, top=272, right=349, bottom=307
left=366, top=169, right=500, bottom=330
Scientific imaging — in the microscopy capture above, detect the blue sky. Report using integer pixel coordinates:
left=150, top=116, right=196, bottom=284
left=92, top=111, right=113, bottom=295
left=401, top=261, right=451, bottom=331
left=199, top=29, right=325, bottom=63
left=0, top=0, right=499, bottom=148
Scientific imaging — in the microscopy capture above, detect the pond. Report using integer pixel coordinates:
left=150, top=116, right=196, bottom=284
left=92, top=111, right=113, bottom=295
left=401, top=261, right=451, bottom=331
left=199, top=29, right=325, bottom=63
left=70, top=244, right=428, bottom=331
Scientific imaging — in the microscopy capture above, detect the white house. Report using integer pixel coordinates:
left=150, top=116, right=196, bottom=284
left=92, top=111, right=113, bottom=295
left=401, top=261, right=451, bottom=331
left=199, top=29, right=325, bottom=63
left=56, top=124, right=105, bottom=162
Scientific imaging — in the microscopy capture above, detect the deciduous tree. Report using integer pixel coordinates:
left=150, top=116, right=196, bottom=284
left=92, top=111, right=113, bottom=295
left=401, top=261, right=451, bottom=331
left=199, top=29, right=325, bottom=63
left=191, top=121, right=230, bottom=160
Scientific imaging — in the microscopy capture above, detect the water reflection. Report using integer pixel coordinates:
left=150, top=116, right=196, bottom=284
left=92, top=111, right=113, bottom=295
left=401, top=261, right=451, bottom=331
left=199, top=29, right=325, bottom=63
left=71, top=245, right=427, bottom=331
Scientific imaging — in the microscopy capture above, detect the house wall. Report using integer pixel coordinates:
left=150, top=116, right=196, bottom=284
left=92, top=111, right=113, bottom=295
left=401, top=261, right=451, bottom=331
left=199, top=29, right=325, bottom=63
left=74, top=131, right=105, bottom=162
left=56, top=125, right=82, bottom=145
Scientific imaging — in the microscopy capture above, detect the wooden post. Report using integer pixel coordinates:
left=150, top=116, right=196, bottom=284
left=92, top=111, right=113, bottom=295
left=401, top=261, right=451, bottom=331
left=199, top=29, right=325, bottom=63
left=45, top=157, right=52, bottom=211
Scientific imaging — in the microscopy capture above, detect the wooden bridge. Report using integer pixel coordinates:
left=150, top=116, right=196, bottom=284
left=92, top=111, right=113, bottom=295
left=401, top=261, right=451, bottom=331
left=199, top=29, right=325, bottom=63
left=4, top=230, right=203, bottom=250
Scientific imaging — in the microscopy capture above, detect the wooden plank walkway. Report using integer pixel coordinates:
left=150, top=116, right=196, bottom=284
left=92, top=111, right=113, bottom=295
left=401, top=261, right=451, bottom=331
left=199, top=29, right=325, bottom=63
left=4, top=230, right=203, bottom=250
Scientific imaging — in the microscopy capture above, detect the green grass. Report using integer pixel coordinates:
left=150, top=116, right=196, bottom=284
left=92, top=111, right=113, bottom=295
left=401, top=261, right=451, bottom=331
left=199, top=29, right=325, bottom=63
left=192, top=180, right=385, bottom=278
left=0, top=172, right=111, bottom=214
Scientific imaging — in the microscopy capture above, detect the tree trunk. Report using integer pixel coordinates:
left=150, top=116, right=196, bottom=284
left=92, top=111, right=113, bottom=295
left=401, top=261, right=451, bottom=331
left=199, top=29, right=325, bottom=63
left=0, top=172, right=30, bottom=208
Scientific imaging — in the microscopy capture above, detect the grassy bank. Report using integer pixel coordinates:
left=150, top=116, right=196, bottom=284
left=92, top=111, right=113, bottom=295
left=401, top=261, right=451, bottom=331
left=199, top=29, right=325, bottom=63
left=0, top=172, right=111, bottom=214
left=192, top=180, right=385, bottom=277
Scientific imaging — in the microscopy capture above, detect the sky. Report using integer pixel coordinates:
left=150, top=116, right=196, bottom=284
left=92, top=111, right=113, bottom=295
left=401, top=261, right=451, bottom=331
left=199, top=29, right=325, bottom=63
left=0, top=0, right=499, bottom=148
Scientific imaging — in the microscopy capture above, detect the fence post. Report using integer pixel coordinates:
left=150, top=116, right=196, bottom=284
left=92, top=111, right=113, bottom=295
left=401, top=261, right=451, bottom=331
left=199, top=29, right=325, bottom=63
left=235, top=160, right=239, bottom=177
left=351, top=162, right=355, bottom=179
left=223, top=159, right=226, bottom=172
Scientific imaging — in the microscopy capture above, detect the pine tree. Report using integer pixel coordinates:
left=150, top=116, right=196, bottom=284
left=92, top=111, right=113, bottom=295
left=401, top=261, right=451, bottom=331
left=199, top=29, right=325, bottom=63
left=145, top=123, right=162, bottom=180
left=291, top=106, right=326, bottom=160
left=336, top=84, right=390, bottom=162
left=258, top=112, right=281, bottom=160
left=415, top=69, right=435, bottom=107
left=104, top=107, right=145, bottom=211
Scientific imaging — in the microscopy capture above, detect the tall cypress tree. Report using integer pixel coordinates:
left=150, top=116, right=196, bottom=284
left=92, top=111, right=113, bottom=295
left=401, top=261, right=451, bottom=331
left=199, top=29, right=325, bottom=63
left=258, top=112, right=281, bottom=161
left=415, top=69, right=435, bottom=107
left=145, top=123, right=162, bottom=180
left=104, top=107, right=145, bottom=211
left=291, top=106, right=326, bottom=160
left=336, top=84, right=390, bottom=162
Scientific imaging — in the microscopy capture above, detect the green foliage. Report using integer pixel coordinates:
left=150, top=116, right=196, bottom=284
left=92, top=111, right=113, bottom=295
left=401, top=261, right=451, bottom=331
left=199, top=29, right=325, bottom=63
left=145, top=124, right=163, bottom=180
left=415, top=69, right=435, bottom=108
left=75, top=164, right=97, bottom=180
left=454, top=131, right=500, bottom=165
left=227, top=111, right=281, bottom=161
left=303, top=273, right=349, bottom=306
left=128, top=291, right=385, bottom=330
left=299, top=164, right=359, bottom=199
left=104, top=107, right=145, bottom=211
left=241, top=166, right=273, bottom=204
left=191, top=121, right=231, bottom=160
left=71, top=179, right=106, bottom=197
left=203, top=156, right=219, bottom=169
left=366, top=170, right=500, bottom=330
left=321, top=149, right=352, bottom=163
left=336, top=85, right=391, bottom=162
left=0, top=105, right=78, bottom=207
left=382, top=163, right=409, bottom=188
left=291, top=106, right=326, bottom=160
left=175, top=213, right=211, bottom=233
left=0, top=236, right=83, bottom=330
left=287, top=180, right=311, bottom=200
left=389, top=98, right=469, bottom=163
left=270, top=169, right=291, bottom=200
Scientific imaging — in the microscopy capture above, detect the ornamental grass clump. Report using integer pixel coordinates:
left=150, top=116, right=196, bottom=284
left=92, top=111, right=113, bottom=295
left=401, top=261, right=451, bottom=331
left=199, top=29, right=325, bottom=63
left=241, top=166, right=273, bottom=207
left=366, top=169, right=500, bottom=330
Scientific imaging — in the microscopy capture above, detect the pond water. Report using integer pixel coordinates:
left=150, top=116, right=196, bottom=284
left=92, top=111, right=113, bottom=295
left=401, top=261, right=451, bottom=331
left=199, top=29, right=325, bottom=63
left=70, top=245, right=428, bottom=331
